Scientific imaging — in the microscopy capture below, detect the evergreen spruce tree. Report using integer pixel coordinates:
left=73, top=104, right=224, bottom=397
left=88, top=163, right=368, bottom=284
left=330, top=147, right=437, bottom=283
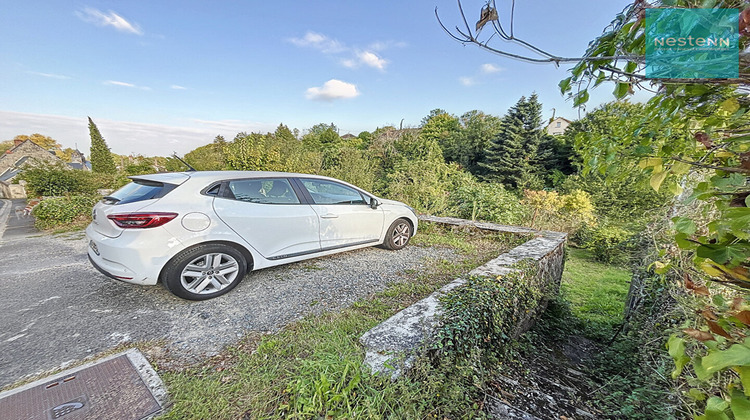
left=479, top=94, right=547, bottom=188
left=88, top=117, right=116, bottom=174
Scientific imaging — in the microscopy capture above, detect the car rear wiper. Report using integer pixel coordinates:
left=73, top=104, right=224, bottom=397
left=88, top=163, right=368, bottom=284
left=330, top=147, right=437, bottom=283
left=102, top=196, right=121, bottom=204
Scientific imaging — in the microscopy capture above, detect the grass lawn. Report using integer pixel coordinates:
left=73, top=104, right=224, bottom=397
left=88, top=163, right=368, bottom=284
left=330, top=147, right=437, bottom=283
left=560, top=247, right=632, bottom=340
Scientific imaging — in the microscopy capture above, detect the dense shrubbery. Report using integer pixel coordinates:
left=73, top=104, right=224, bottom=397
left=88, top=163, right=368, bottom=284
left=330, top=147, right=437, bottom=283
left=435, top=264, right=541, bottom=358
left=18, top=163, right=123, bottom=197
left=32, top=195, right=100, bottom=230
left=574, top=223, right=634, bottom=265
left=449, top=181, right=528, bottom=225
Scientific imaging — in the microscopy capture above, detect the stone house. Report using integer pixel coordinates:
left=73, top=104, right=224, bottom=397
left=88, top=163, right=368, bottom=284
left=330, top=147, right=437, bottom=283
left=0, top=139, right=89, bottom=199
left=546, top=117, right=571, bottom=136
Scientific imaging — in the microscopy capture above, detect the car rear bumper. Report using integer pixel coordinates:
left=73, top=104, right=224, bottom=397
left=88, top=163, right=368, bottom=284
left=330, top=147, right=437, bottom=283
left=85, top=223, right=179, bottom=286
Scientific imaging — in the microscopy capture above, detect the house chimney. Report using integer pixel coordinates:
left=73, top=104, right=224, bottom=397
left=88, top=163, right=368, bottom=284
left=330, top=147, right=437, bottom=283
left=13, top=138, right=24, bottom=147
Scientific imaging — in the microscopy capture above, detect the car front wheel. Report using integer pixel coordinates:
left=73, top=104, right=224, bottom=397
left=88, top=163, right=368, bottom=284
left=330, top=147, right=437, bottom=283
left=383, top=218, right=412, bottom=250
left=162, top=244, right=247, bottom=300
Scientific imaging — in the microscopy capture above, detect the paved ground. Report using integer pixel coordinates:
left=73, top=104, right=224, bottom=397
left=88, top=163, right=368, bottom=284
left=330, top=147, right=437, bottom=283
left=0, top=199, right=451, bottom=389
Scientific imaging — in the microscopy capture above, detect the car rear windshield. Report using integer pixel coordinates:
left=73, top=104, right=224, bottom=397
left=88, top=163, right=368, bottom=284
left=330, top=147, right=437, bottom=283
left=105, top=179, right=176, bottom=205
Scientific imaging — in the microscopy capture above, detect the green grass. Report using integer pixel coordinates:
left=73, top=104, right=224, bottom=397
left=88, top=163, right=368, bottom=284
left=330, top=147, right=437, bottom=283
left=560, top=247, right=632, bottom=340
left=158, top=222, right=520, bottom=419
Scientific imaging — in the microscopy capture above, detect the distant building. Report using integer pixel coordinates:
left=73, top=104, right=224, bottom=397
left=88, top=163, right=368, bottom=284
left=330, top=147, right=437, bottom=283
left=341, top=133, right=356, bottom=140
left=546, top=117, right=571, bottom=136
left=0, top=139, right=90, bottom=199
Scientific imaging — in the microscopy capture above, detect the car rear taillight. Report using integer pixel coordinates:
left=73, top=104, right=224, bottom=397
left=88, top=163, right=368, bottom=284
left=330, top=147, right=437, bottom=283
left=107, top=213, right=178, bottom=229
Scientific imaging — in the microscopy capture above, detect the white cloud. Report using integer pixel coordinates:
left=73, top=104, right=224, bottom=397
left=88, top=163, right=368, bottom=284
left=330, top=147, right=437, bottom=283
left=368, top=40, right=408, bottom=51
left=104, top=80, right=135, bottom=88
left=27, top=71, right=71, bottom=80
left=481, top=63, right=503, bottom=74
left=357, top=51, right=387, bottom=70
left=459, top=77, right=476, bottom=86
left=0, top=110, right=277, bottom=156
left=170, top=85, right=187, bottom=90
left=305, top=79, right=360, bottom=101
left=193, top=119, right=267, bottom=133
left=340, top=59, right=357, bottom=68
left=104, top=80, right=151, bottom=90
left=289, top=32, right=396, bottom=71
left=288, top=31, right=345, bottom=54
left=76, top=8, right=143, bottom=35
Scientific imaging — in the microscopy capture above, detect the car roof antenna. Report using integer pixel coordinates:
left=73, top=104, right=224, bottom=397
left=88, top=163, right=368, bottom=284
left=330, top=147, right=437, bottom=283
left=171, top=152, right=197, bottom=172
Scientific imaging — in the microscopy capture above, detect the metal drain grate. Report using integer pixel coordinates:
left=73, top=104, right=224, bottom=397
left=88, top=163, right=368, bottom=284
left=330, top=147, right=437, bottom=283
left=0, top=353, right=162, bottom=420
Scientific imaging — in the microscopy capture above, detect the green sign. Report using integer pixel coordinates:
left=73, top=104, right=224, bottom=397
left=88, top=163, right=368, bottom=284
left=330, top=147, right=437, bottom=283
left=645, top=8, right=738, bottom=79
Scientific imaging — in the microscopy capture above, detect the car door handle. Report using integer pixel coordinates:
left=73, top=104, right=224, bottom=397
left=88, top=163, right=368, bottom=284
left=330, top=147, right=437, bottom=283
left=321, top=214, right=339, bottom=219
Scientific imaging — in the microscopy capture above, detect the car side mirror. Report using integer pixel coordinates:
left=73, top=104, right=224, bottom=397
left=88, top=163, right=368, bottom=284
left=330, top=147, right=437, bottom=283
left=370, top=198, right=379, bottom=209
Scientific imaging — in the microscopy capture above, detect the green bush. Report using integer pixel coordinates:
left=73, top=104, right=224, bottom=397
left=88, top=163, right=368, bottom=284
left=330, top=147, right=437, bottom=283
left=575, top=223, right=634, bottom=265
left=18, top=164, right=123, bottom=196
left=32, top=195, right=100, bottom=230
left=449, top=181, right=529, bottom=225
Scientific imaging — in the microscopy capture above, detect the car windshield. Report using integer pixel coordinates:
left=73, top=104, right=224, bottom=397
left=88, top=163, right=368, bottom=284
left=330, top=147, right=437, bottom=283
left=108, top=179, right=173, bottom=205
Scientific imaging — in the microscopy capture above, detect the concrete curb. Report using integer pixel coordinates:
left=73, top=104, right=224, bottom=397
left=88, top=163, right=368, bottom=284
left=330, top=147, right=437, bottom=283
left=0, top=199, right=11, bottom=242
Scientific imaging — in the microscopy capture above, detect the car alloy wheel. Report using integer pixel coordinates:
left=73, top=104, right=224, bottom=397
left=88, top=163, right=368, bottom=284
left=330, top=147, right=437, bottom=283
left=162, top=243, right=247, bottom=300
left=384, top=218, right=412, bottom=250
left=180, top=252, right=240, bottom=295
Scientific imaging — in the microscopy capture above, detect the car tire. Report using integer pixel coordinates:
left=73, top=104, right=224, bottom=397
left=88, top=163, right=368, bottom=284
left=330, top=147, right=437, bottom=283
left=383, top=218, right=412, bottom=250
left=162, top=243, right=247, bottom=300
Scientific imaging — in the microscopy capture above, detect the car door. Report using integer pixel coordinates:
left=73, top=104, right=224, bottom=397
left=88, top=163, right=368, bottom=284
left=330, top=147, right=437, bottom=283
left=212, top=177, right=321, bottom=259
left=296, top=178, right=384, bottom=249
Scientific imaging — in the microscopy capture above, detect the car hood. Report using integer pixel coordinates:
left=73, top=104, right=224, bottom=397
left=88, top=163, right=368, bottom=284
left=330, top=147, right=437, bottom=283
left=377, top=198, right=403, bottom=206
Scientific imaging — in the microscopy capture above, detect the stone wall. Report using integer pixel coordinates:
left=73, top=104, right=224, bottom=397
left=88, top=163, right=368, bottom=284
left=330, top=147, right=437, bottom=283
left=359, top=215, right=567, bottom=378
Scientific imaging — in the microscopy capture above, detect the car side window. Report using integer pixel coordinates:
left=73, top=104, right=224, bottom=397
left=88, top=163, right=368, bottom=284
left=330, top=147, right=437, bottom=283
left=300, top=179, right=367, bottom=205
left=227, top=178, right=300, bottom=204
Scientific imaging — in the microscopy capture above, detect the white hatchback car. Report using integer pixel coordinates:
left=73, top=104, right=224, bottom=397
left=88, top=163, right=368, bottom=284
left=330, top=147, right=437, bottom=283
left=86, top=171, right=418, bottom=300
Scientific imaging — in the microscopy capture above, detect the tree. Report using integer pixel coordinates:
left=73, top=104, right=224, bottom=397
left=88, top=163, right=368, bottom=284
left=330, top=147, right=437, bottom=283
left=88, top=117, right=116, bottom=174
left=180, top=136, right=227, bottom=171
left=449, top=110, right=503, bottom=175
left=0, top=141, right=13, bottom=154
left=13, top=134, right=61, bottom=151
left=420, top=109, right=461, bottom=160
left=480, top=94, right=546, bottom=188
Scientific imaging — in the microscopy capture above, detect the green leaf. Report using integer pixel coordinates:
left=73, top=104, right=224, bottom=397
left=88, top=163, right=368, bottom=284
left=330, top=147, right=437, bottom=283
left=739, top=366, right=750, bottom=396
left=668, top=181, right=684, bottom=196
left=673, top=217, right=697, bottom=235
left=594, top=71, right=606, bottom=87
left=721, top=98, right=740, bottom=114
left=705, top=396, right=731, bottom=420
left=731, top=391, right=750, bottom=420
left=614, top=82, right=629, bottom=99
left=650, top=171, right=668, bottom=192
left=702, top=345, right=750, bottom=374
left=668, top=335, right=690, bottom=378
left=559, top=77, right=572, bottom=94
left=690, top=388, right=707, bottom=401
left=724, top=208, right=750, bottom=236
left=746, top=195, right=750, bottom=207
left=573, top=90, right=590, bottom=107
left=671, top=161, right=691, bottom=175
left=694, top=356, right=713, bottom=381
left=697, top=243, right=750, bottom=267
left=676, top=232, right=699, bottom=250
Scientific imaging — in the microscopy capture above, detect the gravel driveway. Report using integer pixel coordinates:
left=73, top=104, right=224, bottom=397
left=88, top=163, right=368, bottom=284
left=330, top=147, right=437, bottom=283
left=0, top=221, right=454, bottom=389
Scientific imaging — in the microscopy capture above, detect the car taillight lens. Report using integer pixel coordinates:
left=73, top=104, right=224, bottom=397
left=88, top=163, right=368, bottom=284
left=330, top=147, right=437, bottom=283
left=107, top=213, right=178, bottom=229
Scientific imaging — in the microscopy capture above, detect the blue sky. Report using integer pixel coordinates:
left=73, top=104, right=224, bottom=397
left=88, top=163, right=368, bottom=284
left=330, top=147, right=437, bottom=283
left=0, top=1, right=636, bottom=156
